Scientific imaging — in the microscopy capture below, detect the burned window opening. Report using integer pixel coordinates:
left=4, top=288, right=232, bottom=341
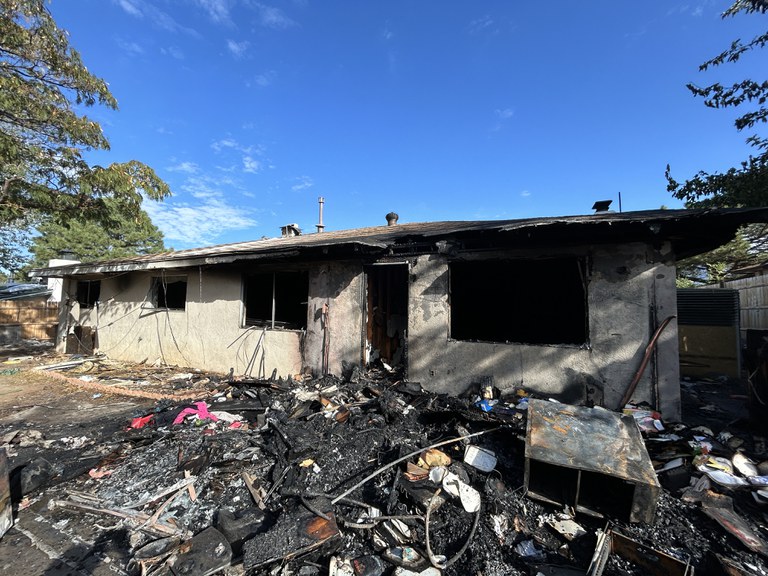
left=243, top=271, right=308, bottom=330
left=449, top=257, right=588, bottom=345
left=152, top=276, right=187, bottom=310
left=76, top=280, right=100, bottom=308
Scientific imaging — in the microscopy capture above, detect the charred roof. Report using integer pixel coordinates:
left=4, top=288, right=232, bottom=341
left=28, top=207, right=768, bottom=278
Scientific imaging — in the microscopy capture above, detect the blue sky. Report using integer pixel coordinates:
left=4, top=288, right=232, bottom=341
left=50, top=1, right=767, bottom=250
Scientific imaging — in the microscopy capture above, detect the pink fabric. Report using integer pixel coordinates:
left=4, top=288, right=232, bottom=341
left=173, top=401, right=220, bottom=425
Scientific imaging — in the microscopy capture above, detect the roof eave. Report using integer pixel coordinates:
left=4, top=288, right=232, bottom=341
left=28, top=240, right=390, bottom=278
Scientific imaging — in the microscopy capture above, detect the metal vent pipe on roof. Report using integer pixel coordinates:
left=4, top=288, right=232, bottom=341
left=386, top=212, right=399, bottom=226
left=316, top=197, right=325, bottom=233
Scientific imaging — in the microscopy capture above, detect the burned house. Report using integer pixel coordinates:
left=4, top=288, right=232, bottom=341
left=29, top=208, right=768, bottom=420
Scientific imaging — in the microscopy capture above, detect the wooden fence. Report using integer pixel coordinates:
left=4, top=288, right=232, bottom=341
left=719, top=275, right=768, bottom=332
left=0, top=300, right=59, bottom=340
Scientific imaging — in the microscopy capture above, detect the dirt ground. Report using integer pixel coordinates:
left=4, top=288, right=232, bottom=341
left=0, top=344, right=158, bottom=575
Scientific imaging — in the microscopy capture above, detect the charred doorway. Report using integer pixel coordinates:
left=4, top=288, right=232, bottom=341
left=365, top=264, right=409, bottom=368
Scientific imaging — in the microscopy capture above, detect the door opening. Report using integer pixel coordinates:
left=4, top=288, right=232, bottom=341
left=365, top=264, right=408, bottom=368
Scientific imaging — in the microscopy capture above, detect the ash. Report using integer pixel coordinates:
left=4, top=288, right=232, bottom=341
left=3, top=360, right=768, bottom=576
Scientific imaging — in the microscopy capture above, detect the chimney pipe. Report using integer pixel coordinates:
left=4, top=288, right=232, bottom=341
left=316, top=197, right=325, bottom=233
left=386, top=212, right=399, bottom=226
left=280, top=224, right=301, bottom=237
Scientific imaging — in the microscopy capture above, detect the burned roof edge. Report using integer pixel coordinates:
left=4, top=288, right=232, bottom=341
left=28, top=207, right=768, bottom=278
left=28, top=240, right=390, bottom=278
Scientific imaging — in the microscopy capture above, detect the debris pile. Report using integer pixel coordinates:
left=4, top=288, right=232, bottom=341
left=2, top=359, right=768, bottom=575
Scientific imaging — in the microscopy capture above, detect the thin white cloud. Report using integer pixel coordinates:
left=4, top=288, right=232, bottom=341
left=196, top=0, right=232, bottom=23
left=144, top=170, right=258, bottom=245
left=469, top=15, right=494, bottom=34
left=161, top=45, right=184, bottom=59
left=180, top=175, right=239, bottom=199
left=144, top=199, right=257, bottom=246
left=520, top=190, right=531, bottom=197
left=254, top=3, right=297, bottom=29
left=491, top=107, right=515, bottom=132
left=666, top=3, right=709, bottom=17
left=252, top=71, right=276, bottom=87
left=291, top=176, right=313, bottom=191
left=113, top=0, right=199, bottom=36
left=167, top=161, right=199, bottom=174
left=211, top=138, right=239, bottom=152
left=117, top=0, right=142, bottom=17
left=116, top=38, right=145, bottom=56
left=182, top=180, right=220, bottom=200
left=243, top=156, right=261, bottom=173
left=211, top=137, right=266, bottom=174
left=227, top=39, right=250, bottom=57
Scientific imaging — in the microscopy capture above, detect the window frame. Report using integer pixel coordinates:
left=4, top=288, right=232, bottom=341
left=76, top=280, right=101, bottom=309
left=151, top=275, right=188, bottom=311
left=242, top=270, right=309, bottom=330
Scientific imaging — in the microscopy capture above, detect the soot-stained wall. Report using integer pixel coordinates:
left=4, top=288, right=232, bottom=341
left=407, top=242, right=680, bottom=419
left=57, top=269, right=303, bottom=378
left=53, top=240, right=680, bottom=418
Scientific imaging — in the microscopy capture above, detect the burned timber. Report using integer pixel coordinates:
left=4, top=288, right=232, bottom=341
left=5, top=206, right=768, bottom=575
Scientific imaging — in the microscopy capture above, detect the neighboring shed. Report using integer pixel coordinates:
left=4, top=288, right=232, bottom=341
left=29, top=207, right=768, bottom=420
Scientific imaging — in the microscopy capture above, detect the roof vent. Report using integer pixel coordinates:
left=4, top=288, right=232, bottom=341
left=386, top=212, right=399, bottom=226
left=280, top=224, right=302, bottom=237
left=592, top=200, right=613, bottom=213
left=316, top=197, right=325, bottom=233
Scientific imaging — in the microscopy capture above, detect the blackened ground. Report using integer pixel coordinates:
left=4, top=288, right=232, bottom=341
left=0, top=348, right=767, bottom=576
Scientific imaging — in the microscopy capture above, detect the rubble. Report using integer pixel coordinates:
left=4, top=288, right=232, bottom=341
left=0, top=448, right=11, bottom=538
left=0, top=355, right=767, bottom=575
left=524, top=399, right=660, bottom=524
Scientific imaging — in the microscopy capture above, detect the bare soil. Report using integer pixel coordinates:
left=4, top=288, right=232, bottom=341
left=0, top=346, right=156, bottom=575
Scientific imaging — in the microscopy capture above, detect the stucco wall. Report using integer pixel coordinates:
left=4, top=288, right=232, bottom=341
left=52, top=242, right=680, bottom=418
left=64, top=269, right=303, bottom=378
left=408, top=243, right=681, bottom=419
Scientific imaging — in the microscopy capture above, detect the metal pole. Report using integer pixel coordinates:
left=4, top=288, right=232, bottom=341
left=271, top=273, right=276, bottom=330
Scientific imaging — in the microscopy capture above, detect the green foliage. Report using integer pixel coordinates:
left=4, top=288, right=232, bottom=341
left=670, top=1, right=768, bottom=284
left=676, top=223, right=768, bottom=285
left=0, top=0, right=170, bottom=226
left=666, top=0, right=768, bottom=208
left=27, top=199, right=166, bottom=269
